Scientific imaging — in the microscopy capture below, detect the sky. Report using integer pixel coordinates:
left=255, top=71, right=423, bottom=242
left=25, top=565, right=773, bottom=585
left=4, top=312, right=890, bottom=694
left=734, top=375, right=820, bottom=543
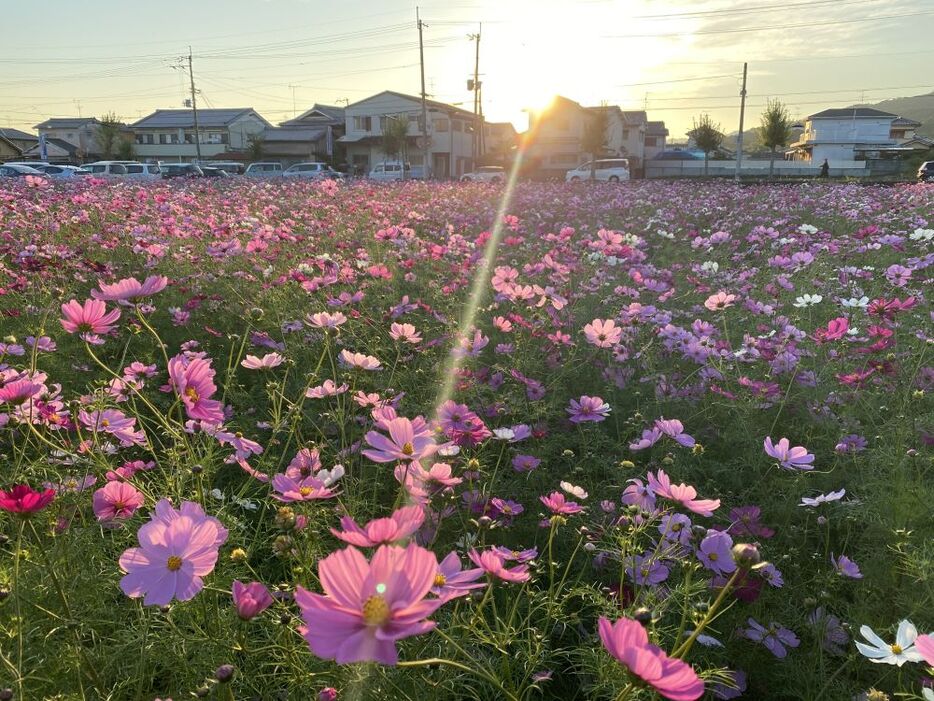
left=2, top=0, right=933, bottom=138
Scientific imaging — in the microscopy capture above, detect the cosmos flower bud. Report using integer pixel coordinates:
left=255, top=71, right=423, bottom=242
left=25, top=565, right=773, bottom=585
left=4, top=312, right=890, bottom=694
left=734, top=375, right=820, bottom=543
left=230, top=547, right=248, bottom=563
left=619, top=460, right=635, bottom=469
left=190, top=464, right=203, bottom=475
left=319, top=689, right=338, bottom=701
left=0, top=689, right=12, bottom=701
left=662, top=456, right=674, bottom=466
left=731, top=543, right=761, bottom=568
left=691, top=525, right=707, bottom=539
left=633, top=607, right=653, bottom=625
left=215, top=664, right=235, bottom=683
left=275, top=507, right=296, bottom=530
left=583, top=542, right=596, bottom=552
left=692, top=443, right=704, bottom=455
left=803, top=597, right=817, bottom=607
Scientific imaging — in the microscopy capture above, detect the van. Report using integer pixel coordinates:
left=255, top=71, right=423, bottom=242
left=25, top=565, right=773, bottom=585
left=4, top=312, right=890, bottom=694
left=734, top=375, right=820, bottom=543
left=124, top=163, right=161, bottom=178
left=367, top=162, right=424, bottom=181
left=565, top=159, right=630, bottom=182
left=82, top=161, right=131, bottom=176
left=245, top=162, right=282, bottom=176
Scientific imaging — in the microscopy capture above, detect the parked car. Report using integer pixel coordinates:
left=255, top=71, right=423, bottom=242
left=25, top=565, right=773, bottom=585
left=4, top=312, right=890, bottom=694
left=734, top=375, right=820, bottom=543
left=161, top=164, right=204, bottom=179
left=201, top=161, right=244, bottom=175
left=35, top=165, right=91, bottom=178
left=367, top=162, right=424, bottom=181
left=461, top=166, right=505, bottom=183
left=200, top=167, right=230, bottom=178
left=565, top=159, right=630, bottom=182
left=0, top=164, right=44, bottom=177
left=245, top=162, right=283, bottom=177
left=81, top=161, right=130, bottom=175
left=3, top=161, right=49, bottom=170
left=283, top=162, right=343, bottom=179
left=918, top=161, right=934, bottom=182
left=653, top=150, right=703, bottom=161
left=123, top=163, right=161, bottom=178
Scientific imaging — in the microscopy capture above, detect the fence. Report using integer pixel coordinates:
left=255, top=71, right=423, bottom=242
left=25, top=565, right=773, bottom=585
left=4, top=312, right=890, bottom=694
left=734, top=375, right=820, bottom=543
left=645, top=159, right=870, bottom=179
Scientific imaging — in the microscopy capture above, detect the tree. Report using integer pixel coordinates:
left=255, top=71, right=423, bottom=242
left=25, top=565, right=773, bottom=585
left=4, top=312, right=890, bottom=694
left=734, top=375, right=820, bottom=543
left=688, top=114, right=724, bottom=176
left=381, top=114, right=410, bottom=178
left=758, top=99, right=793, bottom=179
left=97, top=112, right=125, bottom=160
left=246, top=134, right=265, bottom=161
left=115, top=139, right=135, bottom=161
left=582, top=107, right=610, bottom=181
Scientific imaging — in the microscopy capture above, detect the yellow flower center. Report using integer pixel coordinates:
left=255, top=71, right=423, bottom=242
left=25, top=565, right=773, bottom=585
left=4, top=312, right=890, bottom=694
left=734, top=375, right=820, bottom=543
left=166, top=556, right=183, bottom=571
left=101, top=419, right=110, bottom=427
left=891, top=644, right=903, bottom=655
left=401, top=442, right=415, bottom=456
left=184, top=387, right=199, bottom=402
left=434, top=574, right=447, bottom=587
left=709, top=553, right=718, bottom=561
left=362, top=595, right=391, bottom=626
left=299, top=486, right=312, bottom=496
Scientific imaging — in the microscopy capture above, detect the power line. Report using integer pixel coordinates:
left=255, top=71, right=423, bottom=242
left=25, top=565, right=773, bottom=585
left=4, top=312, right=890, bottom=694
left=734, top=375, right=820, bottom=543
left=632, top=0, right=882, bottom=20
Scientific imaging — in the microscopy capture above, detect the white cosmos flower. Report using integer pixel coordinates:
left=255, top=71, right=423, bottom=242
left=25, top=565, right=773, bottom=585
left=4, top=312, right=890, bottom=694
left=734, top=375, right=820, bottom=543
left=910, top=228, right=933, bottom=241
left=560, top=481, right=588, bottom=500
left=492, top=428, right=516, bottom=441
left=841, top=296, right=869, bottom=309
left=798, top=224, right=818, bottom=234
left=793, top=294, right=823, bottom=308
left=701, top=261, right=719, bottom=274
left=855, top=620, right=925, bottom=666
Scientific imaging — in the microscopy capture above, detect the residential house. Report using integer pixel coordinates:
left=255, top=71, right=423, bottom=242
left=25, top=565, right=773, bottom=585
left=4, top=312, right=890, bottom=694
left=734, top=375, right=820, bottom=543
left=0, top=134, right=23, bottom=161
left=889, top=116, right=933, bottom=152
left=788, top=108, right=909, bottom=162
left=482, top=121, right=519, bottom=165
left=257, top=104, right=345, bottom=167
left=644, top=121, right=669, bottom=160
left=33, top=117, right=113, bottom=161
left=131, top=108, right=270, bottom=163
left=0, top=127, right=38, bottom=156
left=20, top=137, right=81, bottom=164
left=339, top=91, right=481, bottom=178
left=524, top=96, right=594, bottom=179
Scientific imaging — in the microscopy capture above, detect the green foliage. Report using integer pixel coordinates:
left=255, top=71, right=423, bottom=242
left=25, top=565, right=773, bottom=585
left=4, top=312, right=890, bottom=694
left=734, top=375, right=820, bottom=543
left=687, top=115, right=724, bottom=175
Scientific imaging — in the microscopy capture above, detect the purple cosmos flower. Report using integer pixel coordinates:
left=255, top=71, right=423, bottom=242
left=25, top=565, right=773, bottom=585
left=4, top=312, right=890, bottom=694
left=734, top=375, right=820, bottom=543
left=763, top=436, right=815, bottom=471
left=697, top=530, right=736, bottom=575
left=758, top=563, right=784, bottom=587
left=512, top=454, right=541, bottom=472
left=741, top=618, right=800, bottom=658
left=566, top=395, right=610, bottom=423
left=712, top=670, right=747, bottom=700
left=728, top=505, right=775, bottom=539
left=622, top=478, right=656, bottom=511
left=830, top=553, right=863, bottom=579
left=625, top=554, right=670, bottom=586
left=835, top=434, right=867, bottom=454
left=431, top=552, right=486, bottom=601
left=808, top=607, right=849, bottom=655
left=659, top=513, right=693, bottom=546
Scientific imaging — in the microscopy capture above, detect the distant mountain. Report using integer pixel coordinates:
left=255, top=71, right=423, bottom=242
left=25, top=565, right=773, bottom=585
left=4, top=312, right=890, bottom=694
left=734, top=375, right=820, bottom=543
left=854, top=92, right=934, bottom=137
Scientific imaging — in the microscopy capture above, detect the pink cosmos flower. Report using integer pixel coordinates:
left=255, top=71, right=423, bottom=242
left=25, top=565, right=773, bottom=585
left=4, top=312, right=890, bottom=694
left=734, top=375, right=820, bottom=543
left=598, top=617, right=704, bottom=701
left=119, top=506, right=226, bottom=606
left=0, top=484, right=55, bottom=514
left=763, top=437, right=815, bottom=471
left=916, top=634, right=934, bottom=665
left=306, top=311, right=347, bottom=329
left=330, top=505, right=425, bottom=547
left=431, top=552, right=486, bottom=601
left=306, top=379, right=349, bottom=399
left=60, top=299, right=121, bottom=340
left=540, top=491, right=584, bottom=516
left=704, top=291, right=736, bottom=312
left=215, top=430, right=264, bottom=461
left=647, top=470, right=720, bottom=517
left=339, top=349, right=382, bottom=370
left=0, top=379, right=41, bottom=405
left=93, top=481, right=145, bottom=522
left=389, top=322, right=422, bottom=344
left=566, top=395, right=611, bottom=423
left=468, top=548, right=531, bottom=583
left=271, top=474, right=339, bottom=502
left=168, top=355, right=225, bottom=424
left=362, top=417, right=436, bottom=463
left=241, top=353, right=284, bottom=370
left=91, top=275, right=168, bottom=302
left=232, top=580, right=274, bottom=620
left=294, top=543, right=443, bottom=665
left=151, top=499, right=228, bottom=547
left=78, top=409, right=147, bottom=447
left=583, top=319, right=622, bottom=348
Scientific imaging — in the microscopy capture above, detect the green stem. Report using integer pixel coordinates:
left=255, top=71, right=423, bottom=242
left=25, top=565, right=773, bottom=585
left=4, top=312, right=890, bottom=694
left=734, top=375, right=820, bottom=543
left=397, top=658, right=519, bottom=701
left=671, top=567, right=742, bottom=659
left=614, top=682, right=636, bottom=701
left=12, top=520, right=24, bottom=701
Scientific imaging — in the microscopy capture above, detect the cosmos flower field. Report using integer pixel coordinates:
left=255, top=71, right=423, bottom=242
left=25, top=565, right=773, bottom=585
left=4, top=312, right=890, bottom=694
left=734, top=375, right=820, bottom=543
left=0, top=176, right=933, bottom=701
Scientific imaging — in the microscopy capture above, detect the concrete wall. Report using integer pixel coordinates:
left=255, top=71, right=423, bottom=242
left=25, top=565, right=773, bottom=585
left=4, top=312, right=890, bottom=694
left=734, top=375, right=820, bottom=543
left=645, top=159, right=869, bottom=178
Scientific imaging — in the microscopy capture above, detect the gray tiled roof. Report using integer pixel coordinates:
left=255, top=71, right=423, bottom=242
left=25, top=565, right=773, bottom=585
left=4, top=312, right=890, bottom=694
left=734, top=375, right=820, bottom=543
left=34, top=117, right=101, bottom=130
left=808, top=108, right=897, bottom=119
left=261, top=127, right=326, bottom=142
left=646, top=121, right=669, bottom=136
left=0, top=127, right=38, bottom=141
left=132, top=109, right=270, bottom=129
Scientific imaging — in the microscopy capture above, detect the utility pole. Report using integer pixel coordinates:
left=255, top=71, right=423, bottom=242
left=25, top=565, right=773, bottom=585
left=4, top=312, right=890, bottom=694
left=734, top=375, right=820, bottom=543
left=469, top=24, right=482, bottom=163
left=288, top=84, right=298, bottom=116
left=735, top=61, right=747, bottom=182
left=417, top=7, right=431, bottom=179
left=188, top=46, right=202, bottom=164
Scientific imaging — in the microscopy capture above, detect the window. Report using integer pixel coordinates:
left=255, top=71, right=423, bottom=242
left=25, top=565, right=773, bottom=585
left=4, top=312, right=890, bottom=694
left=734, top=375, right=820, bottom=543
left=146, top=134, right=154, bottom=144
left=45, top=167, right=62, bottom=174
left=135, top=135, right=145, bottom=144
left=644, top=136, right=657, bottom=147
left=353, top=116, right=372, bottom=131
left=433, top=118, right=449, bottom=132
left=409, top=154, right=423, bottom=166
left=205, top=132, right=227, bottom=144
left=149, top=166, right=160, bottom=174
left=125, top=165, right=143, bottom=174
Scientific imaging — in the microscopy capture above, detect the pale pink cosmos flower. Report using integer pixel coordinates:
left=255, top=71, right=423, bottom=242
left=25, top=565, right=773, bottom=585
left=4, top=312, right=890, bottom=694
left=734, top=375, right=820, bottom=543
left=215, top=430, right=263, bottom=461
left=583, top=319, right=622, bottom=348
left=60, top=299, right=121, bottom=340
left=704, top=291, right=736, bottom=312
left=0, top=379, right=41, bottom=405
left=339, top=350, right=381, bottom=370
left=151, top=499, right=229, bottom=546
left=362, top=416, right=437, bottom=463
left=168, top=355, right=225, bottom=424
left=93, top=481, right=145, bottom=522
left=306, top=379, right=349, bottom=399
left=241, top=353, right=284, bottom=370
left=598, top=617, right=704, bottom=701
left=91, top=275, right=168, bottom=302
left=305, top=311, right=347, bottom=329
left=330, top=505, right=425, bottom=547
left=647, top=469, right=720, bottom=517
left=389, top=322, right=422, bottom=344
left=764, top=437, right=815, bottom=471
left=916, top=634, right=934, bottom=665
left=540, top=491, right=584, bottom=516
left=78, top=409, right=147, bottom=447
left=566, top=395, right=611, bottom=423
left=271, top=474, right=339, bottom=502
left=468, top=548, right=530, bottom=583
left=294, top=543, right=443, bottom=665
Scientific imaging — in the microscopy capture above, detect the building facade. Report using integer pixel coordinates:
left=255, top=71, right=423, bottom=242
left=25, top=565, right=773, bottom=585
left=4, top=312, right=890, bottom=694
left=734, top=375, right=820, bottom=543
left=339, top=91, right=480, bottom=178
left=131, top=108, right=270, bottom=162
left=789, top=108, right=901, bottom=162
left=258, top=104, right=345, bottom=167
left=33, top=118, right=108, bottom=161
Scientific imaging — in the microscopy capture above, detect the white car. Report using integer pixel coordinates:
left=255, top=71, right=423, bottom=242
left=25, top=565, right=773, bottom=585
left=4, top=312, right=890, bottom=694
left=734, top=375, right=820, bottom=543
left=123, top=163, right=162, bottom=178
left=283, top=162, right=343, bottom=179
left=461, top=166, right=505, bottom=183
left=82, top=161, right=133, bottom=176
left=368, top=162, right=424, bottom=181
left=36, top=165, right=91, bottom=178
left=565, top=158, right=630, bottom=182
left=245, top=162, right=283, bottom=177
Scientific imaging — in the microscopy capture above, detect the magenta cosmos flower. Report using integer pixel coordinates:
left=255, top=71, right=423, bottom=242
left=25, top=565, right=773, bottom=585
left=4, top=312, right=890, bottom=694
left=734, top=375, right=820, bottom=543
left=763, top=437, right=815, bottom=471
left=468, top=548, right=531, bottom=583
left=540, top=491, right=583, bottom=516
left=566, top=395, right=610, bottom=423
left=168, top=355, right=225, bottom=424
left=91, top=275, right=168, bottom=302
left=362, top=416, right=436, bottom=463
left=294, top=543, right=443, bottom=665
left=60, top=299, right=121, bottom=340
left=647, top=469, right=720, bottom=517
left=598, top=617, right=704, bottom=700
left=232, top=580, right=274, bottom=620
left=583, top=319, right=622, bottom=348
left=330, top=505, right=424, bottom=547
left=119, top=505, right=226, bottom=606
left=93, top=481, right=144, bottom=522
left=0, top=484, right=55, bottom=514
